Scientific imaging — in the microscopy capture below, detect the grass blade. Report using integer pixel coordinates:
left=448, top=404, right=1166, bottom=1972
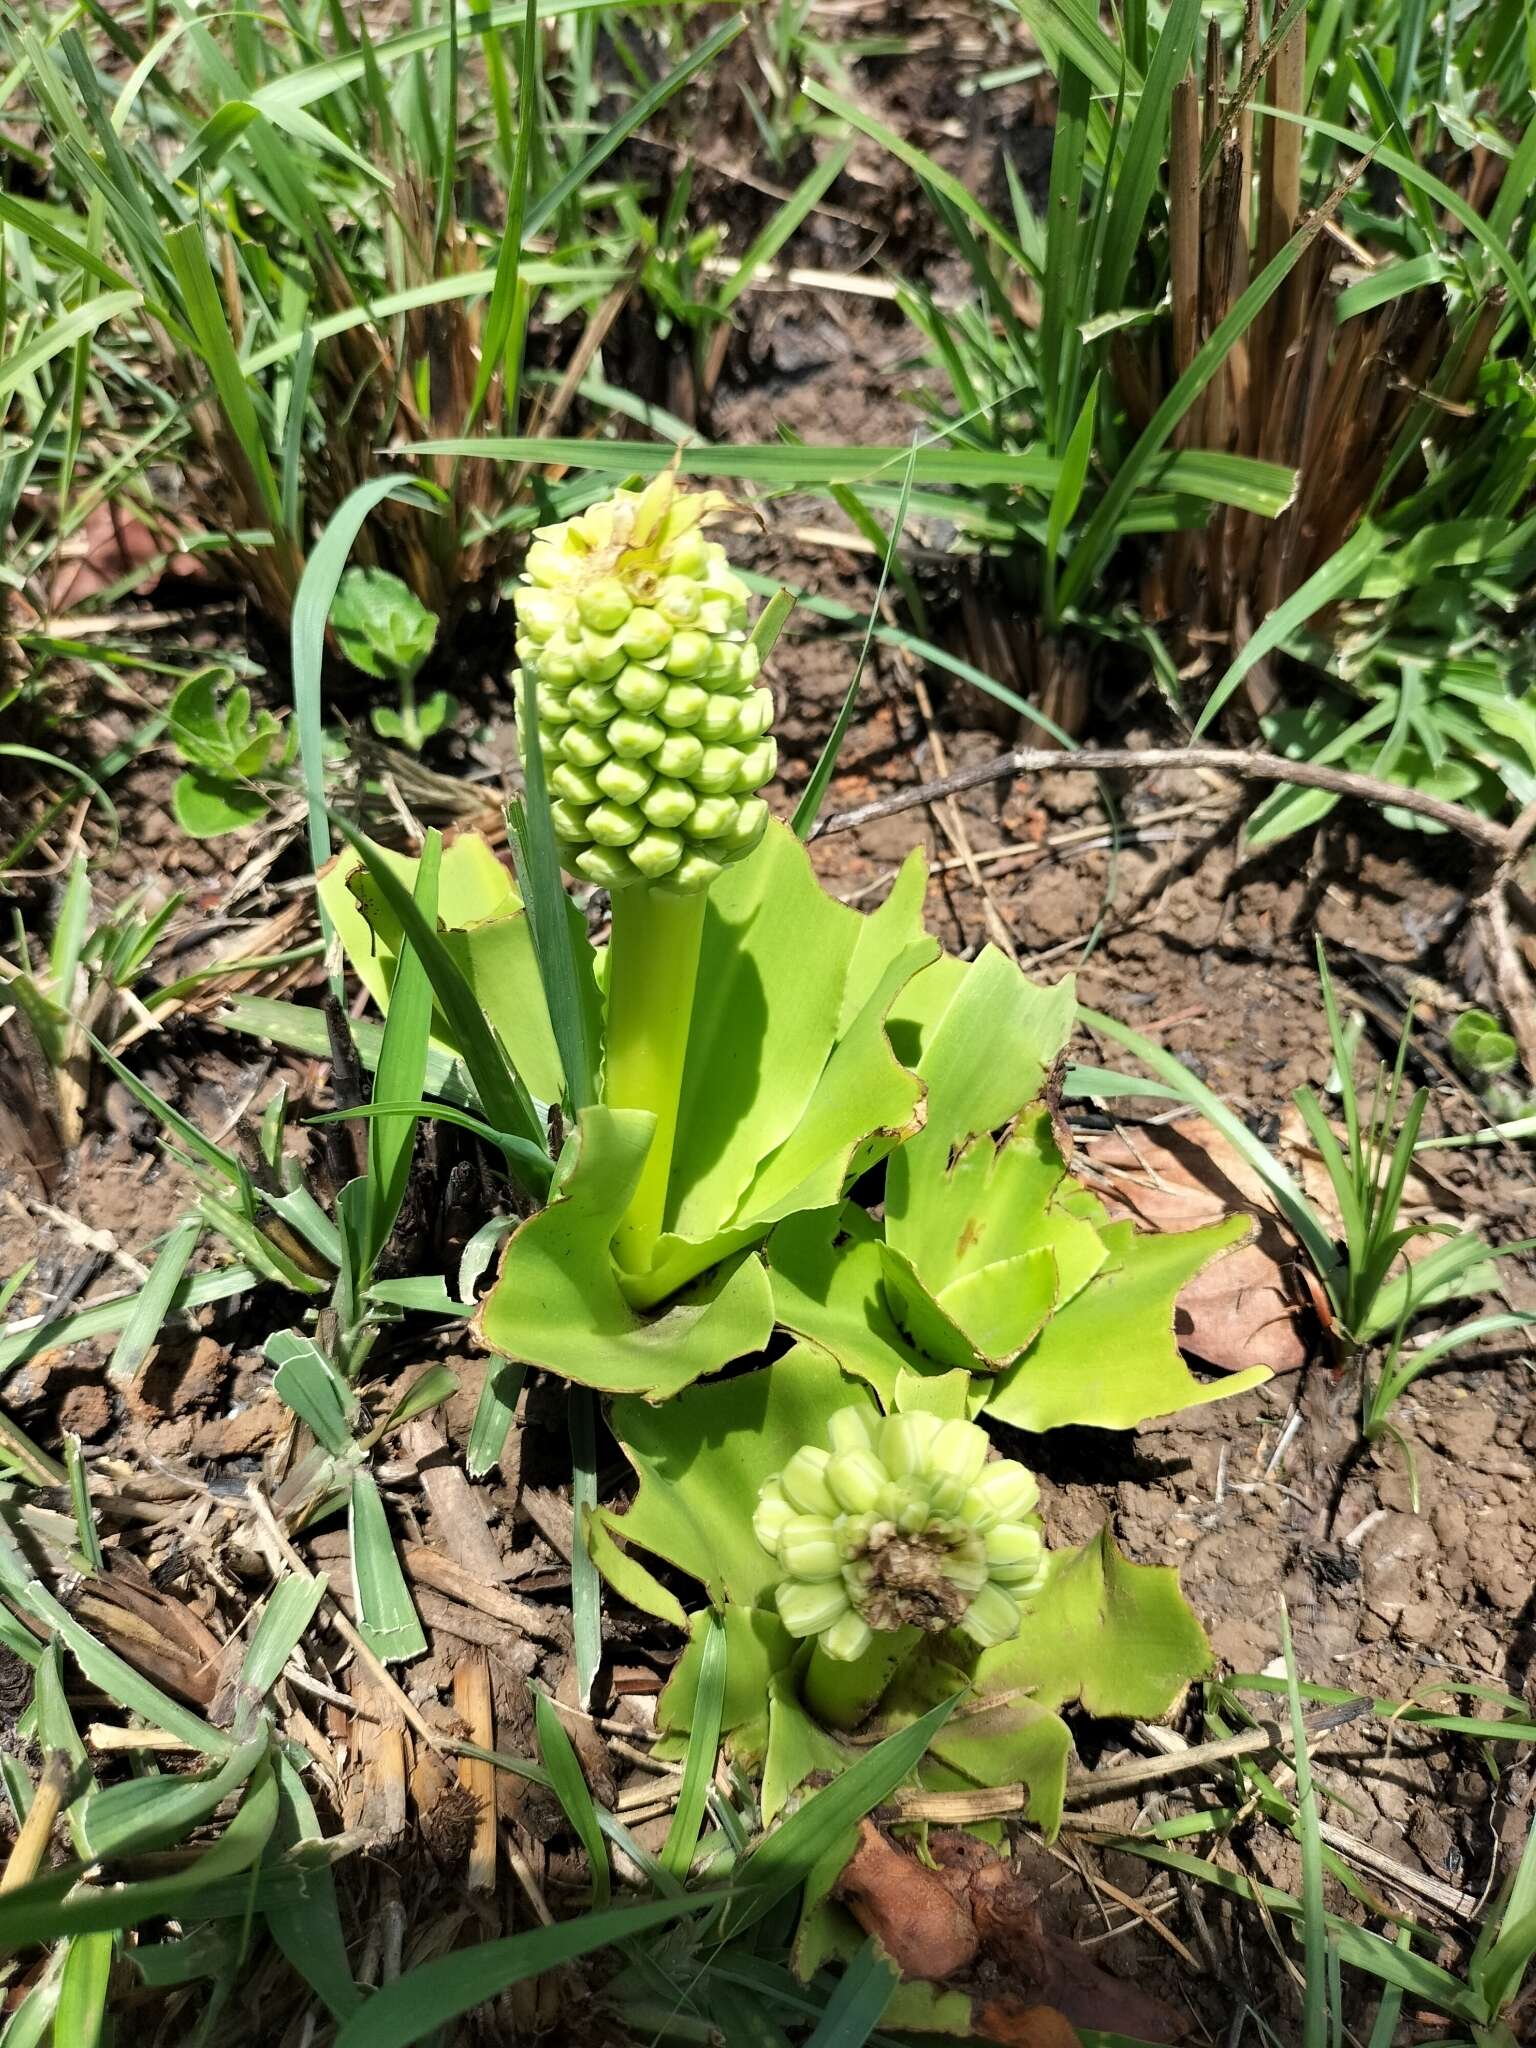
left=804, top=1938, right=898, bottom=2046
left=1281, top=1600, right=1328, bottom=2048
left=1058, top=211, right=1327, bottom=611
left=723, top=1693, right=961, bottom=1939
left=661, top=1611, right=726, bottom=1882
left=0, top=1266, right=259, bottom=1377
left=1095, top=0, right=1201, bottom=316
left=534, top=1687, right=610, bottom=1907
left=328, top=818, right=550, bottom=1191
left=717, top=144, right=851, bottom=313
left=466, top=0, right=537, bottom=426
left=507, top=671, right=599, bottom=1111
left=793, top=442, right=919, bottom=837
left=349, top=1469, right=427, bottom=1665
left=266, top=1750, right=361, bottom=2020
left=569, top=1387, right=602, bottom=1710
left=409, top=434, right=1291, bottom=513
left=164, top=224, right=283, bottom=530
left=1079, top=1006, right=1336, bottom=1282
left=218, top=996, right=470, bottom=1106
left=63, top=1435, right=102, bottom=1573
left=1012, top=0, right=1142, bottom=97
left=0, top=292, right=139, bottom=408
left=240, top=1571, right=328, bottom=1700
left=466, top=1359, right=525, bottom=1479
left=54, top=1932, right=112, bottom=2048
left=291, top=479, right=446, bottom=880
left=267, top=1330, right=358, bottom=1456
left=525, top=14, right=746, bottom=239
left=363, top=831, right=441, bottom=1277
left=1195, top=525, right=1381, bottom=736
left=106, top=1216, right=202, bottom=1381
left=332, top=1896, right=708, bottom=2048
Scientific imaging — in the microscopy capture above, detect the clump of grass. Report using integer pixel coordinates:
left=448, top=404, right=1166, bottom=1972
left=0, top=2, right=743, bottom=639
left=863, top=0, right=1536, bottom=821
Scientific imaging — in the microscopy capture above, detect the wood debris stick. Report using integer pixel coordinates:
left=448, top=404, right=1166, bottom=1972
left=894, top=1724, right=1282, bottom=1821
left=896, top=1702, right=1377, bottom=1823
left=1315, top=1818, right=1481, bottom=1920
left=1043, top=1839, right=1202, bottom=1972
left=502, top=1828, right=555, bottom=1927
left=520, top=1485, right=574, bottom=1562
left=454, top=1654, right=499, bottom=1892
left=400, top=1544, right=564, bottom=1644
left=414, top=1591, right=541, bottom=1661
left=348, top=1664, right=407, bottom=1846
left=2, top=1188, right=150, bottom=1286
left=0, top=1752, right=75, bottom=1894
left=839, top=801, right=1221, bottom=905
left=86, top=1724, right=200, bottom=1753
left=403, top=1419, right=511, bottom=1584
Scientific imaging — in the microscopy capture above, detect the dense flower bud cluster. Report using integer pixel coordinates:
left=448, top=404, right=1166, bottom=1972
left=754, top=1408, right=1048, bottom=1662
left=511, top=477, right=776, bottom=893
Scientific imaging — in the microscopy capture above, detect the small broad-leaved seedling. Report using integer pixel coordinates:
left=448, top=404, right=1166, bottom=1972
left=330, top=567, right=452, bottom=753
left=1449, top=1006, right=1520, bottom=1083
left=168, top=666, right=297, bottom=838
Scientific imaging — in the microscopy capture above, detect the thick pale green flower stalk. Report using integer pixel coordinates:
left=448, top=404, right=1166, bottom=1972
left=511, top=476, right=776, bottom=1275
left=755, top=1408, right=1047, bottom=1723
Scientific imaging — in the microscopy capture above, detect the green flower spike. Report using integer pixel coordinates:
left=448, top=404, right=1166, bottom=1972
left=754, top=1408, right=1048, bottom=1667
left=511, top=476, right=775, bottom=895
left=513, top=475, right=780, bottom=1286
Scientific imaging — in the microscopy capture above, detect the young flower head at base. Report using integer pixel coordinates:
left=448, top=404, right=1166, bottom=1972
left=754, top=1408, right=1049, bottom=1663
left=511, top=475, right=775, bottom=895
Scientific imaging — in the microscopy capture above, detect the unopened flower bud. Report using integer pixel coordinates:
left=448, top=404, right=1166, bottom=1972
left=964, top=1462, right=1039, bottom=1532
left=826, top=1448, right=888, bottom=1515
left=957, top=1582, right=1022, bottom=1648
left=777, top=1515, right=841, bottom=1580
left=779, top=1447, right=837, bottom=1518
left=776, top=1579, right=852, bottom=1639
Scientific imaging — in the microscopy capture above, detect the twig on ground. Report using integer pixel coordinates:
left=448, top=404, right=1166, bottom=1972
left=812, top=745, right=1513, bottom=850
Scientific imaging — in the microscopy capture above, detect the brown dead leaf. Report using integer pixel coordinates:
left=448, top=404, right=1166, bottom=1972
left=1084, top=1118, right=1318, bottom=1374
left=1173, top=1230, right=1313, bottom=1376
left=973, top=2002, right=1082, bottom=2047
left=967, top=1861, right=1186, bottom=2042
left=834, top=1828, right=1186, bottom=2044
left=836, top=1819, right=980, bottom=1980
left=73, top=1555, right=224, bottom=1708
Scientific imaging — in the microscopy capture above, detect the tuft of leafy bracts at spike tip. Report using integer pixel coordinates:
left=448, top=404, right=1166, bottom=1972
left=511, top=477, right=776, bottom=893
left=754, top=1408, right=1049, bottom=1662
